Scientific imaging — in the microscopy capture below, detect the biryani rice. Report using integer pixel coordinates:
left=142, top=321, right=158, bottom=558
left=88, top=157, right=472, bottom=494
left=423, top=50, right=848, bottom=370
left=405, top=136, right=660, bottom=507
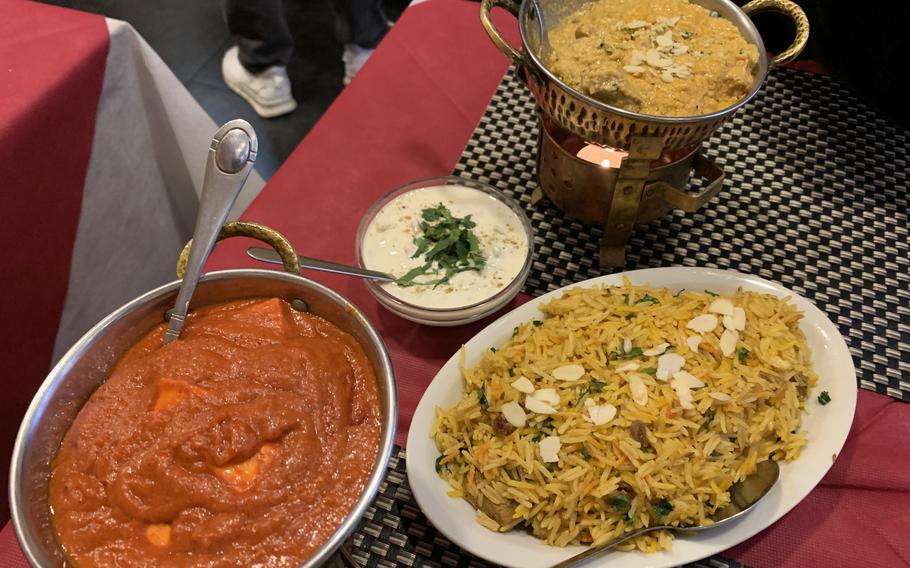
left=431, top=282, right=815, bottom=551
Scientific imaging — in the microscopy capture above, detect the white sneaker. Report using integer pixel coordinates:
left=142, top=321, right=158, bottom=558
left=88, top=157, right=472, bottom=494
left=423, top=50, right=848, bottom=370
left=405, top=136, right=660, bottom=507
left=222, top=46, right=297, bottom=118
left=342, top=44, right=375, bottom=86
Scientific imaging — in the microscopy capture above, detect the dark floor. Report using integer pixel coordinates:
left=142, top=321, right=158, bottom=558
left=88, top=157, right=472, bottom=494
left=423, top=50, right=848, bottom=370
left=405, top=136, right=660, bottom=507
left=41, top=0, right=408, bottom=179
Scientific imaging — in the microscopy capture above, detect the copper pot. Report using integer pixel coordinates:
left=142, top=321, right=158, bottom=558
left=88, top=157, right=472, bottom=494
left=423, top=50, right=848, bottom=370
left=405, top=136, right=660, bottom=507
left=9, top=224, right=397, bottom=568
left=480, top=0, right=809, bottom=150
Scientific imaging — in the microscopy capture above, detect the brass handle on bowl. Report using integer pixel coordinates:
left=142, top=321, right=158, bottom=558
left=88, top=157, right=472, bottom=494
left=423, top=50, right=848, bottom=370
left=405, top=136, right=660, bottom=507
left=480, top=0, right=527, bottom=68
left=654, top=154, right=725, bottom=212
left=177, top=221, right=300, bottom=278
left=742, top=0, right=810, bottom=66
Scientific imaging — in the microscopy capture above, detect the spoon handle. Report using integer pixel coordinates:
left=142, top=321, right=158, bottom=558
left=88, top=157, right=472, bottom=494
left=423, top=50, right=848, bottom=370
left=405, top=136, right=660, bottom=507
left=246, top=247, right=397, bottom=283
left=551, top=525, right=671, bottom=568
left=163, top=120, right=258, bottom=343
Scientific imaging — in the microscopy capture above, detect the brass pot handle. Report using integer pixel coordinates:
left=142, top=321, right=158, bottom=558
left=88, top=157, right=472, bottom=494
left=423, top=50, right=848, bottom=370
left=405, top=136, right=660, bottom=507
left=480, top=0, right=527, bottom=68
left=742, top=0, right=809, bottom=67
left=177, top=221, right=300, bottom=278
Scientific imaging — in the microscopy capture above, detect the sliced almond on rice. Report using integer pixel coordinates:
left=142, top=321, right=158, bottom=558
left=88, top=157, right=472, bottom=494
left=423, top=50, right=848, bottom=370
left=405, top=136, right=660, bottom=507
left=501, top=401, right=527, bottom=427
left=646, top=49, right=673, bottom=68
left=686, top=335, right=702, bottom=353
left=656, top=352, right=685, bottom=381
left=719, top=328, right=738, bottom=357
left=723, top=307, right=746, bottom=331
left=660, top=70, right=674, bottom=82
left=630, top=50, right=646, bottom=65
left=616, top=361, right=640, bottom=372
left=628, top=374, right=649, bottom=406
left=674, top=385, right=695, bottom=409
left=539, top=435, right=561, bottom=462
left=623, top=338, right=633, bottom=353
left=687, top=314, right=718, bottom=333
left=552, top=364, right=585, bottom=381
left=643, top=343, right=669, bottom=357
left=624, top=65, right=646, bottom=74
left=524, top=395, right=557, bottom=415
left=709, top=392, right=731, bottom=403
left=533, top=388, right=560, bottom=407
left=672, top=370, right=705, bottom=389
left=708, top=298, right=735, bottom=316
left=511, top=376, right=535, bottom=394
left=624, top=20, right=649, bottom=29
left=655, top=31, right=674, bottom=47
left=587, top=403, right=617, bottom=426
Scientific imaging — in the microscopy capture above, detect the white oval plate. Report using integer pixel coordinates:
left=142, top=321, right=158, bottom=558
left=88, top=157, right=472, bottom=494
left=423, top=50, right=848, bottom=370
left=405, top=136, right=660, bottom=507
left=406, top=267, right=856, bottom=568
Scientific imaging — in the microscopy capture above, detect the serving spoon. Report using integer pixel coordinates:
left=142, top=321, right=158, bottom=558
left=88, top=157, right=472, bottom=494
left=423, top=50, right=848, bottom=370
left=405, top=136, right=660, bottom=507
left=246, top=246, right=396, bottom=283
left=552, top=460, right=780, bottom=568
left=163, top=120, right=258, bottom=344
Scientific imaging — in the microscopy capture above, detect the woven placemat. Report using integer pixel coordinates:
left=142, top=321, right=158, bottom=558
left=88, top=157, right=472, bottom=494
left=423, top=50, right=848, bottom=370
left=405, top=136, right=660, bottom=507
left=453, top=66, right=910, bottom=402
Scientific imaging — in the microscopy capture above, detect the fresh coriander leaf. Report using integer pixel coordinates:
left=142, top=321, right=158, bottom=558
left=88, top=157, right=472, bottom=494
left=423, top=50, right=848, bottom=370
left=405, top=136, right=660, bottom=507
left=636, top=294, right=660, bottom=305
left=817, top=391, right=831, bottom=405
left=614, top=346, right=644, bottom=360
left=681, top=31, right=694, bottom=39
left=545, top=462, right=558, bottom=472
left=653, top=499, right=674, bottom=516
left=512, top=327, right=519, bottom=337
left=704, top=290, right=719, bottom=297
left=642, top=367, right=657, bottom=375
left=673, top=288, right=686, bottom=297
left=607, top=493, right=631, bottom=511
left=737, top=346, right=749, bottom=363
left=435, top=454, right=446, bottom=473
left=588, top=379, right=606, bottom=393
left=581, top=445, right=591, bottom=461
left=477, top=388, right=488, bottom=409
left=533, top=320, right=543, bottom=327
left=490, top=347, right=497, bottom=353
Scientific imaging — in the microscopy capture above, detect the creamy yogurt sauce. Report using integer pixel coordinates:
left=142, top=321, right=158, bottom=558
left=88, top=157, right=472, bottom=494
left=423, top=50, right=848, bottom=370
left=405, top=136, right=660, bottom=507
left=362, top=185, right=529, bottom=309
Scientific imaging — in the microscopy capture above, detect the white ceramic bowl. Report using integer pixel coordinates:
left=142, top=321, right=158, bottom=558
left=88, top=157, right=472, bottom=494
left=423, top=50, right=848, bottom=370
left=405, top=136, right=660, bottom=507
left=406, top=267, right=857, bottom=568
left=355, top=176, right=534, bottom=326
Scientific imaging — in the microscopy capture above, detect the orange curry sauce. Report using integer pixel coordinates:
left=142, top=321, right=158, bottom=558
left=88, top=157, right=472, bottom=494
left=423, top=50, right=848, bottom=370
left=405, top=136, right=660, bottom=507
left=49, top=298, right=381, bottom=567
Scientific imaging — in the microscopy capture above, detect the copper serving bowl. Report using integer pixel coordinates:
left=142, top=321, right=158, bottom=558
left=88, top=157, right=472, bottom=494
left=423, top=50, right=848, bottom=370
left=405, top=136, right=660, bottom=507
left=9, top=224, right=397, bottom=568
left=481, top=0, right=809, bottom=150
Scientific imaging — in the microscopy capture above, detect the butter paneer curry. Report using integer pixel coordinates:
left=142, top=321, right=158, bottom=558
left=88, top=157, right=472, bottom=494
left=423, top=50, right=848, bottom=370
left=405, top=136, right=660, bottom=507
left=49, top=298, right=381, bottom=567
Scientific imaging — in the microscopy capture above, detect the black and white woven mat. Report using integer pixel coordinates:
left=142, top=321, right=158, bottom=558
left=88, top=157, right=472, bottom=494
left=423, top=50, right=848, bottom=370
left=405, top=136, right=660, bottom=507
left=453, top=67, right=910, bottom=402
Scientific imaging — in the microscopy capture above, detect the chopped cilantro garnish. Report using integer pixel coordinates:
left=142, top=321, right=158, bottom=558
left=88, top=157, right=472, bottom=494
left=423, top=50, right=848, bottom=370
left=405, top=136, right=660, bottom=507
left=532, top=320, right=543, bottom=327
left=477, top=388, right=488, bottom=409
left=489, top=347, right=497, bottom=353
left=701, top=408, right=715, bottom=431
left=435, top=454, right=446, bottom=473
left=613, top=346, right=644, bottom=360
left=581, top=445, right=591, bottom=461
left=545, top=462, right=558, bottom=472
left=681, top=31, right=694, bottom=39
left=636, top=294, right=660, bottom=305
left=607, top=493, right=631, bottom=511
left=673, top=288, right=686, bottom=297
left=588, top=379, right=606, bottom=393
left=737, top=346, right=749, bottom=363
left=704, top=290, right=719, bottom=297
left=817, top=391, right=831, bottom=405
left=653, top=499, right=674, bottom=516
left=394, top=203, right=486, bottom=288
left=642, top=367, right=657, bottom=375
left=512, top=327, right=519, bottom=337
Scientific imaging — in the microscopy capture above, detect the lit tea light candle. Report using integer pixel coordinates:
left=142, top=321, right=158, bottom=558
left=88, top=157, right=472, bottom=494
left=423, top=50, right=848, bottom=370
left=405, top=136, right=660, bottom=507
left=577, top=144, right=628, bottom=168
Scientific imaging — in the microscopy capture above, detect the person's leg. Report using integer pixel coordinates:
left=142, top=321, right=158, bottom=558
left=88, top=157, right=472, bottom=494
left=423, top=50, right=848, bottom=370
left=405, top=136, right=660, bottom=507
left=221, top=0, right=297, bottom=117
left=224, top=0, right=294, bottom=72
left=335, top=0, right=389, bottom=84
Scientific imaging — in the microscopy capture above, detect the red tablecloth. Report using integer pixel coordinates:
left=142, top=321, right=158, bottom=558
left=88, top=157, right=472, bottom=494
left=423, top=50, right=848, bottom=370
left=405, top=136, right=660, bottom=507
left=1, top=1, right=907, bottom=566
